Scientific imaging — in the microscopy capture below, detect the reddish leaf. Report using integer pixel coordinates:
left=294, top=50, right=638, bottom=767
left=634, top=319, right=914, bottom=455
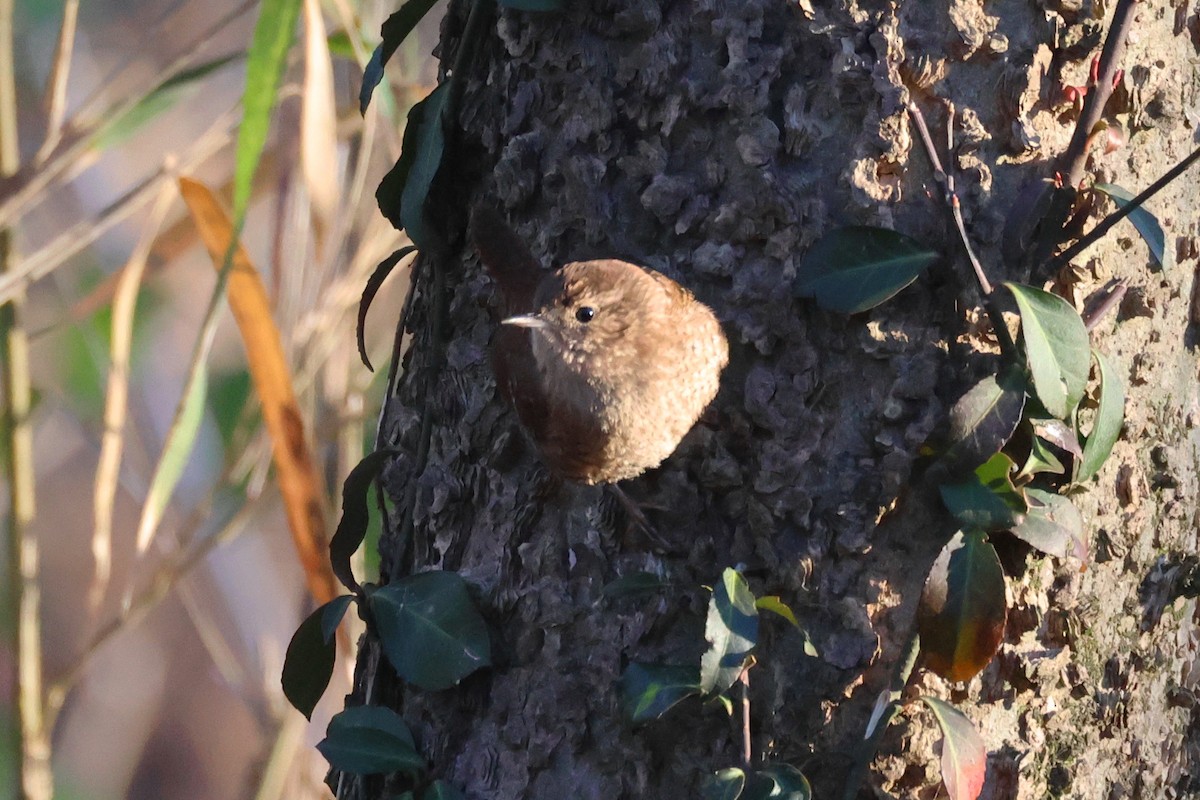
left=918, top=531, right=1007, bottom=682
left=921, top=696, right=987, bottom=800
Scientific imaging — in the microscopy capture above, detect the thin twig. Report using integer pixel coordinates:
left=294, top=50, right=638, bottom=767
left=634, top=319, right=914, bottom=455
left=34, top=0, right=78, bottom=164
left=0, top=0, right=257, bottom=230
left=0, top=104, right=240, bottom=307
left=907, top=100, right=1017, bottom=359
left=1050, top=144, right=1200, bottom=271
left=740, top=668, right=752, bottom=767
left=1082, top=278, right=1127, bottom=331
left=89, top=181, right=177, bottom=612
left=840, top=633, right=921, bottom=800
left=1057, top=0, right=1137, bottom=190
left=0, top=0, right=51, bottom=794
left=46, top=490, right=261, bottom=727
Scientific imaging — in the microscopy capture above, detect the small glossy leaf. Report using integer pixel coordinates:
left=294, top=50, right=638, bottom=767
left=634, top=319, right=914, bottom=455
left=377, top=83, right=451, bottom=248
left=1011, top=489, right=1087, bottom=561
left=359, top=0, right=440, bottom=113
left=939, top=452, right=1028, bottom=531
left=1005, top=282, right=1090, bottom=419
left=330, top=450, right=392, bottom=593
left=703, top=768, right=747, bottom=800
left=358, top=246, right=417, bottom=371
left=755, top=596, right=799, bottom=628
left=795, top=226, right=938, bottom=313
left=421, top=781, right=467, bottom=800
left=700, top=568, right=759, bottom=695
left=1075, top=349, right=1126, bottom=483
left=500, top=0, right=564, bottom=8
left=930, top=368, right=1027, bottom=480
left=918, top=531, right=1007, bottom=682
left=601, top=571, right=670, bottom=599
left=921, top=697, right=987, bottom=800
left=1094, top=183, right=1169, bottom=268
left=236, top=0, right=303, bottom=220
left=619, top=663, right=701, bottom=724
left=317, top=706, right=424, bottom=776
left=1018, top=435, right=1065, bottom=479
left=282, top=596, right=352, bottom=719
left=370, top=571, right=492, bottom=691
left=755, top=764, right=813, bottom=800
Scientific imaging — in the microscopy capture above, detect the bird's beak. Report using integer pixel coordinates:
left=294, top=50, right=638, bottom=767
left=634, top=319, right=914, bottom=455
left=502, top=314, right=549, bottom=329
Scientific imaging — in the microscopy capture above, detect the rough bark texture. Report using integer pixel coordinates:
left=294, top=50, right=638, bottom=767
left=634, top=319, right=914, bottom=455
left=347, top=1, right=1200, bottom=797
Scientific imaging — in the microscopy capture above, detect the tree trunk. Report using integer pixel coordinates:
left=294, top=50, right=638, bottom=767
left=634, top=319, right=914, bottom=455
left=346, top=1, right=1200, bottom=797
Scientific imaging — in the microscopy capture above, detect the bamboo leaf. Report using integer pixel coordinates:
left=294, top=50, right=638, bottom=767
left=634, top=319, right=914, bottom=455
left=1075, top=349, right=1126, bottom=484
left=235, top=0, right=303, bottom=219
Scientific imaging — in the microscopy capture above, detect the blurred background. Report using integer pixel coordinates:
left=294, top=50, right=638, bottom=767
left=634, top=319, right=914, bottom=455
left=0, top=0, right=441, bottom=796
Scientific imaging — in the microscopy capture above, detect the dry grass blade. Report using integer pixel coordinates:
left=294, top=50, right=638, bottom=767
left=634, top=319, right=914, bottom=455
left=89, top=181, right=177, bottom=612
left=302, top=0, right=339, bottom=250
left=35, top=0, right=78, bottom=163
left=178, top=177, right=340, bottom=604
left=0, top=103, right=239, bottom=308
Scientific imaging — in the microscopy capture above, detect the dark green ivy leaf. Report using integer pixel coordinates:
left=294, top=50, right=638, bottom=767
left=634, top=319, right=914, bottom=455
left=358, top=246, right=417, bottom=371
left=928, top=367, right=1027, bottom=482
left=330, top=450, right=392, bottom=593
left=317, top=705, right=425, bottom=776
left=282, top=595, right=354, bottom=719
left=421, top=780, right=467, bottom=800
left=795, top=226, right=939, bottom=314
left=359, top=0, right=441, bottom=114
left=1011, top=488, right=1087, bottom=561
left=369, top=571, right=492, bottom=691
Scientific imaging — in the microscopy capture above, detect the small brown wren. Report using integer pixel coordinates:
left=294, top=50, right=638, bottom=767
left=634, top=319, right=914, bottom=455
left=470, top=207, right=728, bottom=485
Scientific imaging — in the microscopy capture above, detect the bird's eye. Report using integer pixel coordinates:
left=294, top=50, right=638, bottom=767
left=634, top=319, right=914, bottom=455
left=575, top=306, right=596, bottom=323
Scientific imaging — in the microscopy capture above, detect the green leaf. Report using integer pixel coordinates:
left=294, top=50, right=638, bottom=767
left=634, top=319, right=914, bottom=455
left=1017, top=434, right=1065, bottom=479
left=376, top=82, right=451, bottom=248
left=755, top=596, right=799, bottom=628
left=359, top=0, right=440, bottom=113
left=93, top=53, right=244, bottom=151
left=421, top=781, right=467, bottom=800
left=1094, top=183, right=1169, bottom=268
left=755, top=764, right=813, bottom=800
left=920, top=697, right=987, bottom=800
left=321, top=593, right=355, bottom=642
left=282, top=596, right=353, bottom=719
left=209, top=368, right=252, bottom=450
left=794, top=226, right=939, bottom=314
left=135, top=362, right=209, bottom=553
left=939, top=452, right=1028, bottom=531
left=317, top=706, right=425, bottom=776
left=619, top=663, right=701, bottom=724
left=917, top=531, right=1007, bottom=683
left=700, top=568, right=759, bottom=695
left=1075, top=349, right=1125, bottom=483
left=330, top=450, right=392, bottom=593
left=370, top=571, right=492, bottom=691
left=500, top=0, right=564, bottom=9
left=703, top=768, right=747, bottom=800
left=1011, top=489, right=1087, bottom=561
left=929, top=367, right=1027, bottom=480
left=601, top=571, right=671, bottom=599
left=235, top=0, right=303, bottom=220
left=1005, top=283, right=1090, bottom=419
left=358, top=246, right=417, bottom=371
